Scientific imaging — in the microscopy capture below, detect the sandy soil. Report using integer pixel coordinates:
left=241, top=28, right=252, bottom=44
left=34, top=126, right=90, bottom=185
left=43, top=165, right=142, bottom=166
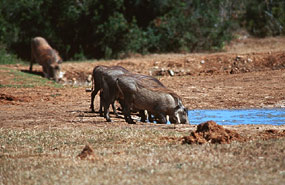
left=0, top=36, right=285, bottom=140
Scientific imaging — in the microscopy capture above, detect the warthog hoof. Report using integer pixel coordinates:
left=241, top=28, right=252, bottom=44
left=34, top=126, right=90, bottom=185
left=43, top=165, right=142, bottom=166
left=106, top=118, right=113, bottom=122
left=128, top=120, right=135, bottom=124
left=90, top=106, right=95, bottom=113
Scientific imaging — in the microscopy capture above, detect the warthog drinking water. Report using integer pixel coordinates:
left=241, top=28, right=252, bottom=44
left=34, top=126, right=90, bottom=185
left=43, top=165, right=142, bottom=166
left=99, top=71, right=168, bottom=123
left=90, top=65, right=129, bottom=119
left=30, top=37, right=62, bottom=81
left=116, top=74, right=189, bottom=124
left=116, top=73, right=166, bottom=123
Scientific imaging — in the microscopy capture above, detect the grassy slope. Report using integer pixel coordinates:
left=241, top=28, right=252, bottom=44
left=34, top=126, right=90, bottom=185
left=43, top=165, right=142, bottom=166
left=0, top=67, right=62, bottom=88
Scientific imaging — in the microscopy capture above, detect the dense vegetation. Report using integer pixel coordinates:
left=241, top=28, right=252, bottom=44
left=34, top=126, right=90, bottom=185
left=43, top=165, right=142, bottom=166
left=0, top=0, right=284, bottom=61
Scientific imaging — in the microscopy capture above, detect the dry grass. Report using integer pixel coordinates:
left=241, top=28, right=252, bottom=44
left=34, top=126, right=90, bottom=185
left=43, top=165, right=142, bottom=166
left=1, top=126, right=285, bottom=185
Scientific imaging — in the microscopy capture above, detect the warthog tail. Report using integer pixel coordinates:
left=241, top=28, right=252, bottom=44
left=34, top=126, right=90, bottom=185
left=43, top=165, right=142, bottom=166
left=115, top=79, right=124, bottom=98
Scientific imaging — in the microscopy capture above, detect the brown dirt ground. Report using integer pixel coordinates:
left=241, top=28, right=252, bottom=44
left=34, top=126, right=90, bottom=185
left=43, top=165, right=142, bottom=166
left=0, top=36, right=285, bottom=142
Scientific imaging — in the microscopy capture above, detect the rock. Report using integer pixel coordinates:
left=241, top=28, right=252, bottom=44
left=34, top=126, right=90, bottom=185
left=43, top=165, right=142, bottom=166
left=72, top=78, right=77, bottom=86
left=87, top=75, right=92, bottom=82
left=59, top=71, right=65, bottom=79
left=168, top=69, right=175, bottom=76
left=236, top=56, right=243, bottom=60
left=153, top=61, right=159, bottom=66
left=77, top=144, right=96, bottom=161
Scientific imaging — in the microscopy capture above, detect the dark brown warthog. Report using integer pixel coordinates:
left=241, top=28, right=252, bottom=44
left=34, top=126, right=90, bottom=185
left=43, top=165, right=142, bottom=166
left=30, top=37, right=62, bottom=81
left=100, top=71, right=167, bottom=122
left=116, top=73, right=166, bottom=123
left=116, top=74, right=189, bottom=124
left=90, top=65, right=129, bottom=119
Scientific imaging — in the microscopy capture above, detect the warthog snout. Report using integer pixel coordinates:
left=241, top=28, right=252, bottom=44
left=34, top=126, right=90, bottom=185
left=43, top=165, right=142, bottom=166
left=173, top=101, right=189, bottom=124
left=177, top=107, right=189, bottom=124
left=49, top=64, right=61, bottom=82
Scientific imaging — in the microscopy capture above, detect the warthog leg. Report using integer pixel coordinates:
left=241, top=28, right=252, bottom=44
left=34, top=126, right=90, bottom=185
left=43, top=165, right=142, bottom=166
left=156, top=113, right=167, bottom=124
left=169, top=115, right=178, bottom=124
left=104, top=103, right=112, bottom=122
left=99, top=92, right=119, bottom=118
left=102, top=93, right=118, bottom=122
left=139, top=110, right=147, bottom=122
left=112, top=103, right=120, bottom=117
left=29, top=61, right=34, bottom=71
left=90, top=88, right=101, bottom=113
left=122, top=105, right=135, bottom=124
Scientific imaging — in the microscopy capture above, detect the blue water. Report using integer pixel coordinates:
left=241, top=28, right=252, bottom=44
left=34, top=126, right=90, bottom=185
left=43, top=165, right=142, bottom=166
left=188, top=108, right=285, bottom=125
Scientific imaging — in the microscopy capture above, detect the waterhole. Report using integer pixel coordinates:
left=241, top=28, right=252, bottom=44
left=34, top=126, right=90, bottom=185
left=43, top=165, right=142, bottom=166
left=189, top=108, right=285, bottom=125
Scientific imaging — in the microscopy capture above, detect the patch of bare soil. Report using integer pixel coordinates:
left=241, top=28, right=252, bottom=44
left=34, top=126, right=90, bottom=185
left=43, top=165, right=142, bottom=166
left=52, top=37, right=285, bottom=83
left=0, top=93, right=19, bottom=101
left=255, top=129, right=285, bottom=140
left=0, top=93, right=31, bottom=104
left=50, top=50, right=285, bottom=85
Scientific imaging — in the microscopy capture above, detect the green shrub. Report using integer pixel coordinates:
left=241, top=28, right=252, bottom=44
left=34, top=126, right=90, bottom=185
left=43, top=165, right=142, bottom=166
left=0, top=0, right=284, bottom=60
left=146, top=1, right=233, bottom=53
left=0, top=46, right=21, bottom=65
left=243, top=0, right=285, bottom=37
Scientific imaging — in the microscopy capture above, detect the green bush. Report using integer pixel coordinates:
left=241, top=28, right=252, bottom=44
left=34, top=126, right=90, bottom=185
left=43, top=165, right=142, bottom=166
left=0, top=45, right=21, bottom=65
left=146, top=1, right=233, bottom=53
left=0, top=0, right=284, bottom=60
left=243, top=0, right=285, bottom=37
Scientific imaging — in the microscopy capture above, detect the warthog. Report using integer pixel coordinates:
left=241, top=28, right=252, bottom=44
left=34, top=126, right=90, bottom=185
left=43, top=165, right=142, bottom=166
left=116, top=74, right=189, bottom=124
left=30, top=37, right=62, bottom=81
left=99, top=71, right=167, bottom=123
left=90, top=65, right=129, bottom=119
left=116, top=73, right=166, bottom=123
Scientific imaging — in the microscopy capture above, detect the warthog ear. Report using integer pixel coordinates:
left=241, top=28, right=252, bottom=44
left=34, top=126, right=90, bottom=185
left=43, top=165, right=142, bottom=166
left=178, top=99, right=184, bottom=106
left=184, top=108, right=189, bottom=116
left=175, top=105, right=188, bottom=114
left=174, top=105, right=180, bottom=110
left=175, top=99, right=183, bottom=110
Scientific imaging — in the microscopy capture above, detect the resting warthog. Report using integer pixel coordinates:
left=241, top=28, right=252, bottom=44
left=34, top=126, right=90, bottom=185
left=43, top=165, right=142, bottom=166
left=90, top=65, right=129, bottom=119
left=116, top=74, right=189, bottom=124
left=30, top=37, right=62, bottom=81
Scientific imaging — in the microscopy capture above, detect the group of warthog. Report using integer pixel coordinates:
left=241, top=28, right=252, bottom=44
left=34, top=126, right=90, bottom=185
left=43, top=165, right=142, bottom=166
left=29, top=36, right=189, bottom=124
left=89, top=65, right=189, bottom=124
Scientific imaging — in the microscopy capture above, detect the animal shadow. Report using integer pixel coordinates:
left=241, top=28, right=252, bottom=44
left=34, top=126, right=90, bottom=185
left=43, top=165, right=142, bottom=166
left=21, top=69, right=44, bottom=77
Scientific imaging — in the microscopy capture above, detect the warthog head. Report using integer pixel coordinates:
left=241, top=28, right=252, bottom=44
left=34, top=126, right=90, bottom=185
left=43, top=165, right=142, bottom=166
left=48, top=50, right=63, bottom=82
left=47, top=63, right=61, bottom=82
left=171, top=100, right=189, bottom=124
